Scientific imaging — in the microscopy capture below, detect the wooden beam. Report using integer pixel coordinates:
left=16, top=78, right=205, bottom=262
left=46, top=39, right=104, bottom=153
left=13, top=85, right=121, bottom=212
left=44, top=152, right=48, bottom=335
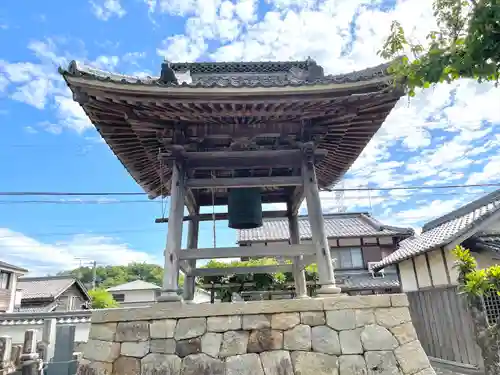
left=163, top=149, right=328, bottom=170
left=178, top=244, right=316, bottom=260
left=186, top=176, right=302, bottom=189
left=159, top=162, right=184, bottom=302
left=191, top=264, right=294, bottom=277
left=155, top=210, right=288, bottom=224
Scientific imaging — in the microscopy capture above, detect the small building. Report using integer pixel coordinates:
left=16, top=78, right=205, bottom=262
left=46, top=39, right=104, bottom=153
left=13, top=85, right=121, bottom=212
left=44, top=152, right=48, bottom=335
left=236, top=212, right=414, bottom=296
left=16, top=276, right=91, bottom=312
left=0, top=260, right=28, bottom=313
left=372, top=189, right=500, bottom=370
left=107, top=280, right=212, bottom=307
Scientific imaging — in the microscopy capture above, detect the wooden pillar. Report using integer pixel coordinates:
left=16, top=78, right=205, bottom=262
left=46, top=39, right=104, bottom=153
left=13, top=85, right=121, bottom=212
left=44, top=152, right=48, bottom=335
left=183, top=218, right=199, bottom=302
left=159, top=162, right=185, bottom=302
left=302, top=155, right=341, bottom=295
left=288, top=212, right=308, bottom=298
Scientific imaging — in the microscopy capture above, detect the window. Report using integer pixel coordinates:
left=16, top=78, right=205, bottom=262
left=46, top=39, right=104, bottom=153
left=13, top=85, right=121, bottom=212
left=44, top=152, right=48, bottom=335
left=112, top=293, right=125, bottom=303
left=0, top=271, right=11, bottom=289
left=335, top=248, right=364, bottom=269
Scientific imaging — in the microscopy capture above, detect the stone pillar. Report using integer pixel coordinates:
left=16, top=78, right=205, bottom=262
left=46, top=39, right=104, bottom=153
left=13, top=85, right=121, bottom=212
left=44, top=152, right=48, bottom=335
left=301, top=151, right=341, bottom=296
left=183, top=218, right=199, bottom=302
left=158, top=162, right=185, bottom=302
left=288, top=213, right=308, bottom=299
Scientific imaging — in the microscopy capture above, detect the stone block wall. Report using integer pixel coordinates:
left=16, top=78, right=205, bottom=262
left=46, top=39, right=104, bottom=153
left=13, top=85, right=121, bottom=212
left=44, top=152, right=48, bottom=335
left=77, top=294, right=436, bottom=375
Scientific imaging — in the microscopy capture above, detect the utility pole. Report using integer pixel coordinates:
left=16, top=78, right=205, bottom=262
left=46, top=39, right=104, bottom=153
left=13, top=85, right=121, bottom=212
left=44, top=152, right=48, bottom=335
left=74, top=257, right=97, bottom=289
left=91, top=260, right=97, bottom=289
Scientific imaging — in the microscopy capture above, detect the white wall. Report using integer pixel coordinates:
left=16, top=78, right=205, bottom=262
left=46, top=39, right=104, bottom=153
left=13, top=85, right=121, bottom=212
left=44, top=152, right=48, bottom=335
left=0, top=323, right=91, bottom=344
left=116, top=289, right=157, bottom=307
left=399, top=259, right=418, bottom=292
left=7, top=274, right=18, bottom=313
left=399, top=245, right=499, bottom=292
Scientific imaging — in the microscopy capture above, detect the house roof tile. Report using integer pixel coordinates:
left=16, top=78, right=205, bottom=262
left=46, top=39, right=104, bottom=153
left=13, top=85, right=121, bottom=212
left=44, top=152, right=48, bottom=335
left=373, top=189, right=500, bottom=270
left=106, top=280, right=161, bottom=292
left=60, top=60, right=392, bottom=89
left=0, top=260, right=28, bottom=273
left=18, top=276, right=87, bottom=300
left=237, top=213, right=413, bottom=243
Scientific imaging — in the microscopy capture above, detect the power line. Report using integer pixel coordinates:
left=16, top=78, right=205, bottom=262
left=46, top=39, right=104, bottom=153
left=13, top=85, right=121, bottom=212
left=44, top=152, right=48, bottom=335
left=0, top=182, right=498, bottom=197
left=0, top=190, right=491, bottom=205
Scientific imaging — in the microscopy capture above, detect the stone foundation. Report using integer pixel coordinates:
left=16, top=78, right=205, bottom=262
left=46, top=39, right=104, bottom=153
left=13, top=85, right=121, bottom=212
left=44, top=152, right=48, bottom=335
left=77, top=294, right=435, bottom=375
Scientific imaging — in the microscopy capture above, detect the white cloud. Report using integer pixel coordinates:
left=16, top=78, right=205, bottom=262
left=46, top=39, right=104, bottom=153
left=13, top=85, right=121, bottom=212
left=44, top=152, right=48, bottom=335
left=90, top=0, right=126, bottom=21
left=0, top=228, right=158, bottom=276
left=157, top=35, right=207, bottom=62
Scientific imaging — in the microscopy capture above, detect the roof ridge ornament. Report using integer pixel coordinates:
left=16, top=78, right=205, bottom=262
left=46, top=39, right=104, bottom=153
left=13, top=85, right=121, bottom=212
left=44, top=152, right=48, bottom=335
left=159, top=59, right=178, bottom=85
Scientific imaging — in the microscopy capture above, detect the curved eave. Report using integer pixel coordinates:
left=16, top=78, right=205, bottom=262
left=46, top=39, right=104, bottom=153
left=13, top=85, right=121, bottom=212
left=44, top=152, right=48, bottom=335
left=62, top=73, right=394, bottom=97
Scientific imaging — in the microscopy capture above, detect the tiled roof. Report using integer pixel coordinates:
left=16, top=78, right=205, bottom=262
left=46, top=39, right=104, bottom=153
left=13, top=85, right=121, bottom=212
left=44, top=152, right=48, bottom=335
left=0, top=260, right=28, bottom=273
left=18, top=276, right=82, bottom=300
left=170, top=61, right=309, bottom=74
left=16, top=301, right=58, bottom=313
left=59, top=60, right=392, bottom=89
left=237, top=213, right=413, bottom=243
left=107, top=280, right=161, bottom=292
left=340, top=273, right=400, bottom=290
left=373, top=189, right=500, bottom=270
left=471, top=233, right=500, bottom=253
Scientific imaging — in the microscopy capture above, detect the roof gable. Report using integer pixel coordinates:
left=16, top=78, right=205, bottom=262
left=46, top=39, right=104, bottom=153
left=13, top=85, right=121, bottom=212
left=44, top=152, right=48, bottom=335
left=106, top=280, right=161, bottom=292
left=18, top=276, right=90, bottom=301
left=237, top=212, right=413, bottom=243
left=373, top=190, right=500, bottom=270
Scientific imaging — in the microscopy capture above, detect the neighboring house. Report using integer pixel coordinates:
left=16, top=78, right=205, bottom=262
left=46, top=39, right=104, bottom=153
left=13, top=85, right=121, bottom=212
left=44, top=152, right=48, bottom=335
left=237, top=212, right=414, bottom=296
left=0, top=261, right=28, bottom=313
left=373, top=188, right=500, bottom=293
left=107, top=280, right=212, bottom=307
left=16, top=276, right=91, bottom=313
left=372, top=189, right=500, bottom=370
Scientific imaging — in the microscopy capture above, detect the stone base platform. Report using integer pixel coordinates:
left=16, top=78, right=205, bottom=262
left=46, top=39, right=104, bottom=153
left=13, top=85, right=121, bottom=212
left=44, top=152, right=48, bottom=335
left=77, top=294, right=436, bottom=375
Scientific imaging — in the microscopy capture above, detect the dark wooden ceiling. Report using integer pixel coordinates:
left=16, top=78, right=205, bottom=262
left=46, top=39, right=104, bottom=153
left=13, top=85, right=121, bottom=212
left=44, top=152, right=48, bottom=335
left=60, top=60, right=404, bottom=208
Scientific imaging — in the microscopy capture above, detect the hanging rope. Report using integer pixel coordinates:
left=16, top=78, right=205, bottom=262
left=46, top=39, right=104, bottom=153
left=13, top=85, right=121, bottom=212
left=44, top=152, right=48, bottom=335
left=211, top=170, right=216, bottom=248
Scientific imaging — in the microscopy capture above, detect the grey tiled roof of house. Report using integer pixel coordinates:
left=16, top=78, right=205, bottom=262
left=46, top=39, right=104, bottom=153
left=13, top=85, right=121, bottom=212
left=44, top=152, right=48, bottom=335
left=471, top=233, right=500, bottom=253
left=237, top=213, right=414, bottom=243
left=18, top=276, right=80, bottom=300
left=16, top=301, right=59, bottom=313
left=339, top=273, right=400, bottom=290
left=107, top=280, right=161, bottom=292
left=0, top=260, right=28, bottom=273
left=373, top=189, right=500, bottom=270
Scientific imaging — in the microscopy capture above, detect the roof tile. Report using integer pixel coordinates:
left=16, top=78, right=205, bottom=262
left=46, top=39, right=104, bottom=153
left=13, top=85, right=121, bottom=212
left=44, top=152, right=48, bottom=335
left=373, top=190, right=500, bottom=270
left=18, top=277, right=77, bottom=300
left=237, top=213, right=412, bottom=243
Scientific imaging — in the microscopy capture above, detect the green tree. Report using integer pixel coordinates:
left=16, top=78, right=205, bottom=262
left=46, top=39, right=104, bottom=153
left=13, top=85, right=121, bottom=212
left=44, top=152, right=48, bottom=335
left=197, top=258, right=320, bottom=301
left=59, top=262, right=184, bottom=289
left=88, top=288, right=119, bottom=309
left=380, top=0, right=500, bottom=96
left=452, top=246, right=500, bottom=375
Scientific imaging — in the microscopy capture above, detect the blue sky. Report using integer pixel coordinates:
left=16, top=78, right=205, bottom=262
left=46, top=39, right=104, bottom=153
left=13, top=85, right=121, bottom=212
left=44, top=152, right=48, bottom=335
left=0, top=0, right=499, bottom=275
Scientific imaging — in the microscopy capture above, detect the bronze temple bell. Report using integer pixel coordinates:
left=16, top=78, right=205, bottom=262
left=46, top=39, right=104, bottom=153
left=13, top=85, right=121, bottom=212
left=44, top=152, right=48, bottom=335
left=227, top=187, right=263, bottom=229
